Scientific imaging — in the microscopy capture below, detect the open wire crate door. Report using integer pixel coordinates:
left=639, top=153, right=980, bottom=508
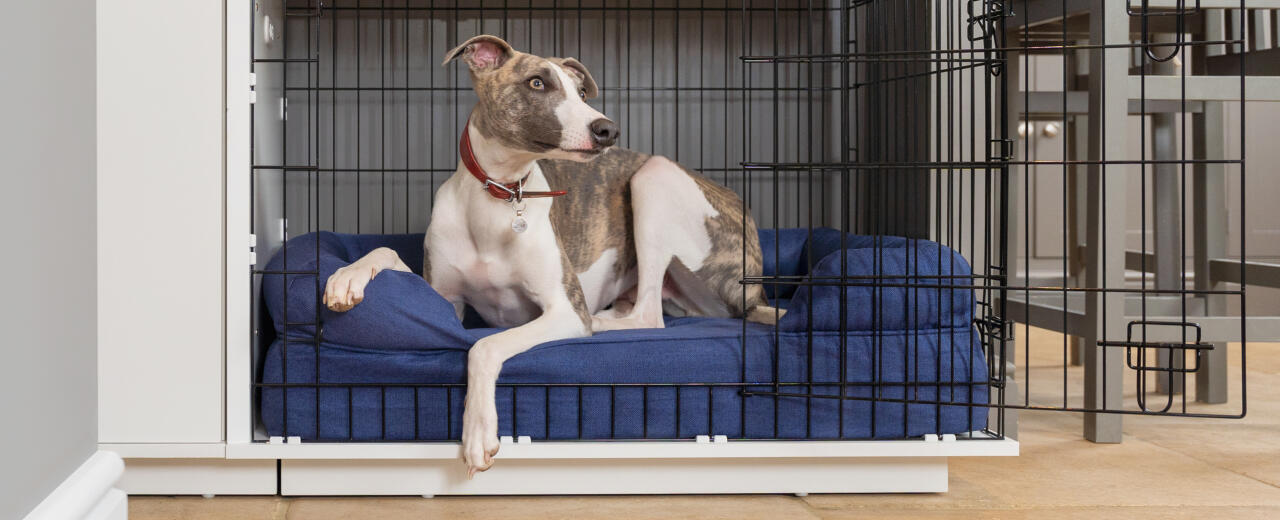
left=243, top=0, right=1249, bottom=444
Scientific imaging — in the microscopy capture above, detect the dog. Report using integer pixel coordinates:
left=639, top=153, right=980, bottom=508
left=322, top=35, right=782, bottom=476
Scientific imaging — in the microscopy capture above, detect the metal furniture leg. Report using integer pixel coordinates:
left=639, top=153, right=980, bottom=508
left=1083, top=0, right=1127, bottom=443
left=1068, top=114, right=1088, bottom=367
left=1149, top=33, right=1186, bottom=395
left=1001, top=48, right=1023, bottom=441
left=1151, top=109, right=1187, bottom=394
left=1193, top=100, right=1229, bottom=404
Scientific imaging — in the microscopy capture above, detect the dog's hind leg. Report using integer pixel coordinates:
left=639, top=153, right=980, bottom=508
left=593, top=155, right=784, bottom=331
left=592, top=156, right=729, bottom=332
left=591, top=287, right=636, bottom=320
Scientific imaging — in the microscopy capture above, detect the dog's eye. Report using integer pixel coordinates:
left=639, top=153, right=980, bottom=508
left=528, top=78, right=544, bottom=90
left=578, top=88, right=586, bottom=99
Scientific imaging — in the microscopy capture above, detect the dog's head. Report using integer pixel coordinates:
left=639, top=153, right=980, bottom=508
left=444, top=35, right=618, bottom=161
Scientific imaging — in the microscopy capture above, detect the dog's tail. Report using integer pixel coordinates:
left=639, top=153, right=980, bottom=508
left=745, top=305, right=787, bottom=326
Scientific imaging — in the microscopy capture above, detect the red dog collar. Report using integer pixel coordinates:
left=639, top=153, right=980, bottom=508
left=461, top=118, right=568, bottom=202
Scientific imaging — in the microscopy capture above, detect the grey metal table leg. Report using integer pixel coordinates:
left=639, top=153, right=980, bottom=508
left=1000, top=49, right=1024, bottom=441
left=1152, top=110, right=1187, bottom=394
left=1190, top=21, right=1229, bottom=404
left=1193, top=100, right=1229, bottom=404
left=1148, top=32, right=1186, bottom=395
left=1068, top=115, right=1088, bottom=367
left=1083, top=0, right=1127, bottom=443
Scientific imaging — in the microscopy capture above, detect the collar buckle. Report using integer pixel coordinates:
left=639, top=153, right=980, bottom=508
left=461, top=116, right=566, bottom=202
left=483, top=177, right=525, bottom=203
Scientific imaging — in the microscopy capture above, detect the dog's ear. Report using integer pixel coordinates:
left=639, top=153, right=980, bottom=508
left=442, top=35, right=514, bottom=71
left=556, top=58, right=599, bottom=99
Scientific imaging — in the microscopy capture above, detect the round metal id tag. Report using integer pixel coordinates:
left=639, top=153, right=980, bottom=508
left=511, top=202, right=528, bottom=233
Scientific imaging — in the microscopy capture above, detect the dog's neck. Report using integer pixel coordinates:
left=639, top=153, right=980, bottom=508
left=465, top=115, right=540, bottom=185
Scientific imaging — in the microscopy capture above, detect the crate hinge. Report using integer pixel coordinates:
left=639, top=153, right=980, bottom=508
left=966, top=0, right=1012, bottom=42
left=248, top=233, right=257, bottom=265
left=975, top=314, right=1014, bottom=343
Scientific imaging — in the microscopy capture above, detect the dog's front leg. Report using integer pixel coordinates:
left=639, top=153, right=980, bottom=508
left=323, top=247, right=412, bottom=312
left=463, top=307, right=587, bottom=477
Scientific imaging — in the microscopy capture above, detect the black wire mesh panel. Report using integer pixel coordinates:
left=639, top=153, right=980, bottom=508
left=737, top=0, right=1008, bottom=438
left=247, top=0, right=1252, bottom=444
left=998, top=0, right=1250, bottom=425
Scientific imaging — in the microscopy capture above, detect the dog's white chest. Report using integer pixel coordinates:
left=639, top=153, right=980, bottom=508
left=427, top=192, right=547, bottom=328
left=460, top=256, right=517, bottom=297
left=447, top=245, right=541, bottom=327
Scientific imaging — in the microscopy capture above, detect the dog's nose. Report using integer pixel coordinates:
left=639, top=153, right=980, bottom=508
left=589, top=118, right=619, bottom=147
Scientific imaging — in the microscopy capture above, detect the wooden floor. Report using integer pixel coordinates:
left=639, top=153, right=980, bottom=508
left=131, top=328, right=1280, bottom=519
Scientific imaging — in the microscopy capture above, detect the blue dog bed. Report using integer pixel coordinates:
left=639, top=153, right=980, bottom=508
left=259, top=229, right=989, bottom=440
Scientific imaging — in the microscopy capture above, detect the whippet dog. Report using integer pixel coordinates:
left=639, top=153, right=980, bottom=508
left=322, top=35, right=782, bottom=476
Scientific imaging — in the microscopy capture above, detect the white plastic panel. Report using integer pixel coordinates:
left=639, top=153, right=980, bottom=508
left=116, top=459, right=276, bottom=496
left=282, top=457, right=949, bottom=495
left=227, top=438, right=1018, bottom=460
left=97, top=0, right=225, bottom=443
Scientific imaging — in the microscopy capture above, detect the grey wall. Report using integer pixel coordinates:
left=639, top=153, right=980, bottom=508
left=0, top=1, right=98, bottom=517
left=256, top=0, right=845, bottom=260
left=852, top=0, right=933, bottom=239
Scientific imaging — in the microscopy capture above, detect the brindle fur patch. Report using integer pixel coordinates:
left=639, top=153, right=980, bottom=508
left=685, top=168, right=768, bottom=316
left=556, top=245, right=593, bottom=329
left=541, top=148, right=768, bottom=318
left=541, top=148, right=650, bottom=282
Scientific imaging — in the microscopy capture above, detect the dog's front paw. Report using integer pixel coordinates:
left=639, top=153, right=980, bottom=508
left=323, top=264, right=376, bottom=312
left=461, top=411, right=500, bottom=478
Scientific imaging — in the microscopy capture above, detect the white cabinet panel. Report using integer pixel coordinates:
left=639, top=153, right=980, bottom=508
left=97, top=0, right=225, bottom=443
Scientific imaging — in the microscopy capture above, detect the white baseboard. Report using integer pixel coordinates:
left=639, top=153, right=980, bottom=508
left=84, top=490, right=127, bottom=520
left=24, top=451, right=128, bottom=520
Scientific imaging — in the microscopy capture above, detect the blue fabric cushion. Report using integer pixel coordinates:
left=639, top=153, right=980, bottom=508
left=757, top=228, right=810, bottom=299
left=259, top=229, right=989, bottom=440
left=779, top=238, right=973, bottom=332
left=261, top=324, right=987, bottom=440
left=261, top=232, right=476, bottom=351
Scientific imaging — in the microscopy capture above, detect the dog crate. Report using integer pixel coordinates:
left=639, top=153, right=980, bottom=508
left=212, top=0, right=1253, bottom=495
